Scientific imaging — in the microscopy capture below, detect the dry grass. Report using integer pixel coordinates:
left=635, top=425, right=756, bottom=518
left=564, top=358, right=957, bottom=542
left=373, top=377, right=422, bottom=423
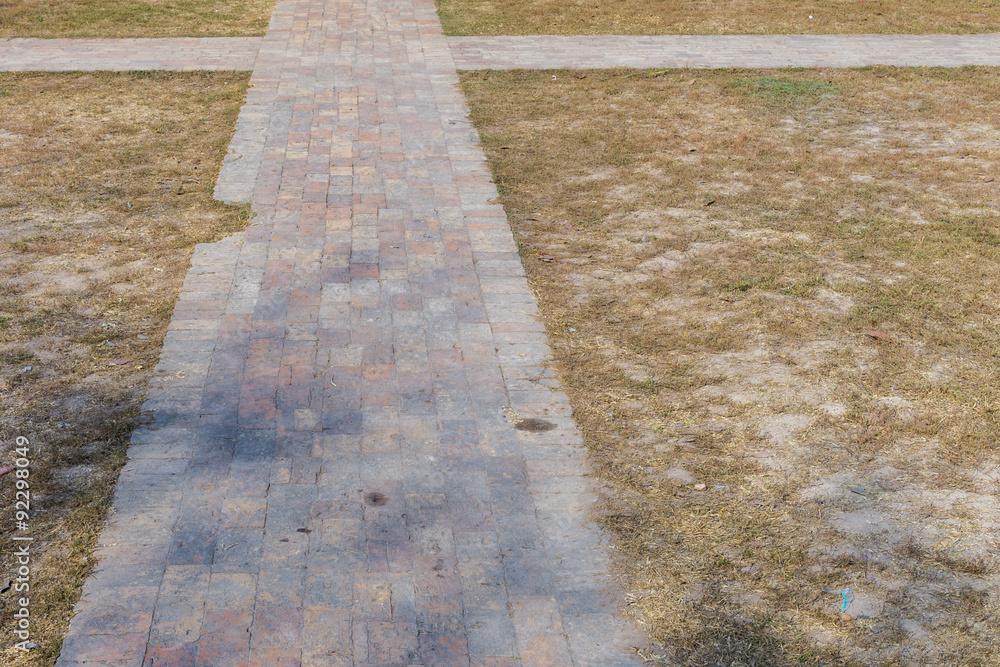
left=437, top=0, right=1000, bottom=35
left=0, top=71, right=249, bottom=664
left=460, top=66, right=1000, bottom=665
left=0, top=0, right=274, bottom=38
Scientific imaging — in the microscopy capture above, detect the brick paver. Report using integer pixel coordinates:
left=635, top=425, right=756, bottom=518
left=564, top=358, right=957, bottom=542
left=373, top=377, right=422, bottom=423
left=0, top=37, right=261, bottom=71
left=208, top=31, right=1000, bottom=205
left=54, top=0, right=645, bottom=665
left=4, top=33, right=1000, bottom=74
left=448, top=33, right=1000, bottom=69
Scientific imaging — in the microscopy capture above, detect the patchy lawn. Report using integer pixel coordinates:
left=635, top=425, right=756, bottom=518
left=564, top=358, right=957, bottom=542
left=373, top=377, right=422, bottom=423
left=460, top=66, right=1000, bottom=665
left=0, top=71, right=249, bottom=665
left=438, top=0, right=1000, bottom=35
left=0, top=0, right=274, bottom=38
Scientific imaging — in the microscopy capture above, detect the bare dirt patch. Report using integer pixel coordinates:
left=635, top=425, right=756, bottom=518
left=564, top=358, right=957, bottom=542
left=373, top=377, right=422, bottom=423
left=460, top=67, right=1000, bottom=665
left=0, top=0, right=275, bottom=38
left=0, top=71, right=249, bottom=665
left=437, top=0, right=1000, bottom=35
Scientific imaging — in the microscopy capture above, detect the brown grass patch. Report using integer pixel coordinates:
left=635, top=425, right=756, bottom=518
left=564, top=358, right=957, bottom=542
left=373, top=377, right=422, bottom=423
left=437, top=0, right=1000, bottom=35
left=460, top=66, right=1000, bottom=665
left=0, top=0, right=274, bottom=38
left=0, top=71, right=249, bottom=664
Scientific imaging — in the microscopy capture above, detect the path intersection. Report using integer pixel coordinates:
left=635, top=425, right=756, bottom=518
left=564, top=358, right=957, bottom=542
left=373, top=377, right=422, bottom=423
left=2, top=33, right=1000, bottom=71
left=1, top=2, right=998, bottom=665
left=44, top=0, right=644, bottom=664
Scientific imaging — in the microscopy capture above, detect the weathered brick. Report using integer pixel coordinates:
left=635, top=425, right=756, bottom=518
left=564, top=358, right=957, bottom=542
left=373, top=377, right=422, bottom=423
left=54, top=0, right=656, bottom=663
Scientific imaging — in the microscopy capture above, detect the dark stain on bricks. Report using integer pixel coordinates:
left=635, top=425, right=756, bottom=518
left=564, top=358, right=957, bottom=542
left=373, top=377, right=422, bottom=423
left=322, top=409, right=363, bottom=434
left=365, top=491, right=388, bottom=506
left=515, top=417, right=557, bottom=432
left=296, top=528, right=312, bottom=534
left=233, top=429, right=277, bottom=461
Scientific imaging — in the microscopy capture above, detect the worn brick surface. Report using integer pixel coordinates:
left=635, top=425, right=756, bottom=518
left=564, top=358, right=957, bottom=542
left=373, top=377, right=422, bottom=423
left=448, top=33, right=1000, bottom=69
left=54, top=0, right=647, bottom=664
left=0, top=37, right=261, bottom=71
left=4, top=32, right=998, bottom=76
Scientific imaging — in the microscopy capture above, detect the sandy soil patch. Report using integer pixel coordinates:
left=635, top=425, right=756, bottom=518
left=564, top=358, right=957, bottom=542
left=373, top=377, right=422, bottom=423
left=0, top=71, right=249, bottom=664
left=461, top=66, right=1000, bottom=665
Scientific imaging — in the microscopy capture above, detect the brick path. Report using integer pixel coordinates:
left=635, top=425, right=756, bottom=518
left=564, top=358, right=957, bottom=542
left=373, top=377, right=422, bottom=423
left=448, top=33, right=1000, bottom=69
left=4, top=33, right=1000, bottom=72
left=0, top=37, right=260, bottom=71
left=6, top=8, right=998, bottom=667
left=53, top=0, right=645, bottom=665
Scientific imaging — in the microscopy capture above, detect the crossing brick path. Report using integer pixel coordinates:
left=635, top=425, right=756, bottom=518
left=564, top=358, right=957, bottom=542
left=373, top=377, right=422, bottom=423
left=5, top=7, right=1000, bottom=666
left=52, top=0, right=645, bottom=665
left=0, top=37, right=260, bottom=71
left=3, top=33, right=1000, bottom=73
left=448, top=33, right=1000, bottom=69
